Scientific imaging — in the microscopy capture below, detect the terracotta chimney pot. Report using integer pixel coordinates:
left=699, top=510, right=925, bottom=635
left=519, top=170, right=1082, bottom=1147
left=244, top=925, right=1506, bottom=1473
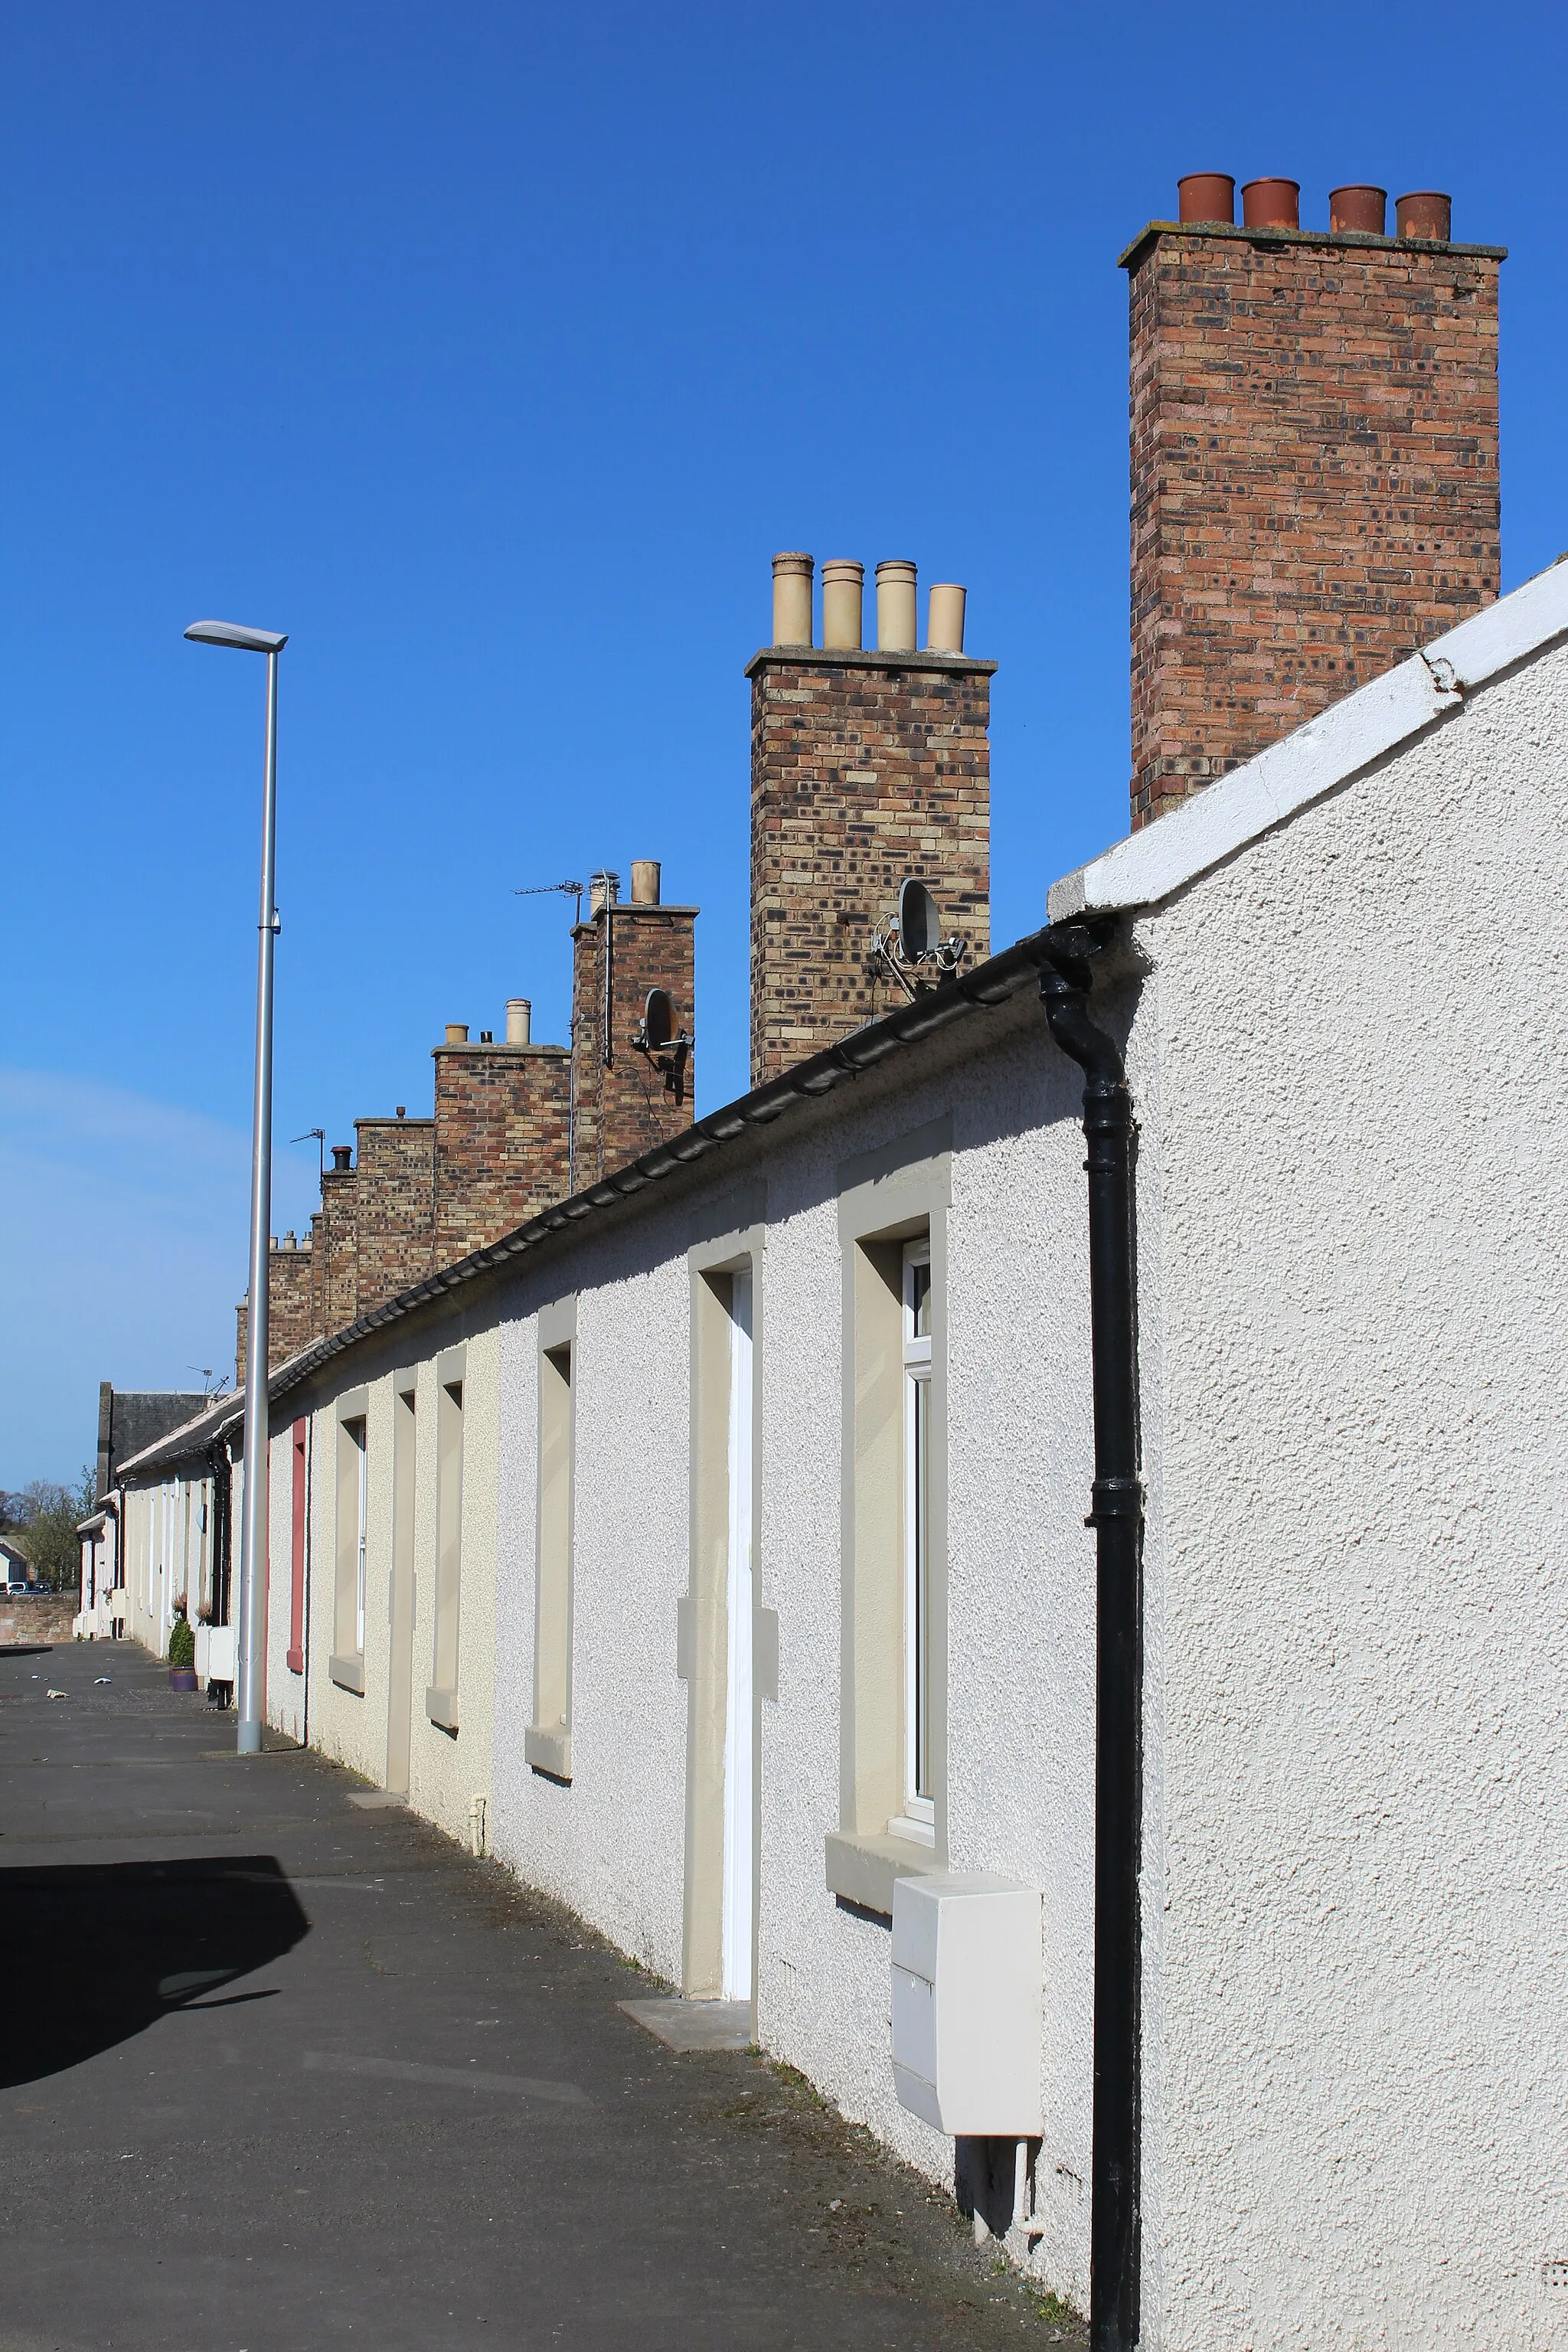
left=1241, top=178, right=1300, bottom=230
left=1396, top=191, right=1452, bottom=242
left=1330, top=185, right=1387, bottom=235
left=1178, top=172, right=1235, bottom=224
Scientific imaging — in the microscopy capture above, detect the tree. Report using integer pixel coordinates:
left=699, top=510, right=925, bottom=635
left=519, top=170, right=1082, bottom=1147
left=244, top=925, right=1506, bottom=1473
left=5, top=1470, right=96, bottom=1593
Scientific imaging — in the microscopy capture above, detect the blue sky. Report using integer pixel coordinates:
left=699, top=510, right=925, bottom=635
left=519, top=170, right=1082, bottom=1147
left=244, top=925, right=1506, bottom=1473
left=2, top=2, right=1563, bottom=1481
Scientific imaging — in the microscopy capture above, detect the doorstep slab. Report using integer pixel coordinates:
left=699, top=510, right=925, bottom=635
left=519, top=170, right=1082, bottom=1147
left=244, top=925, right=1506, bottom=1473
left=348, top=1791, right=409, bottom=1809
left=618, top=1998, right=753, bottom=2053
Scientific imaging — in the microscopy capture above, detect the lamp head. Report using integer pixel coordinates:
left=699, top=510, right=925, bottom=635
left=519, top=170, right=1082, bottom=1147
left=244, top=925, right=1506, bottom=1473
left=184, top=619, right=288, bottom=653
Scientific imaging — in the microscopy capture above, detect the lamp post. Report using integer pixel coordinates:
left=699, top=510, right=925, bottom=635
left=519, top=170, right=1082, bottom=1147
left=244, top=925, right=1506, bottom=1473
left=185, top=617, right=289, bottom=1756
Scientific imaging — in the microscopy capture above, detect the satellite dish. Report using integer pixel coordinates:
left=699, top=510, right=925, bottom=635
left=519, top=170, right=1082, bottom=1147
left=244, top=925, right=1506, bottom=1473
left=899, top=877, right=942, bottom=959
left=642, top=988, right=675, bottom=1050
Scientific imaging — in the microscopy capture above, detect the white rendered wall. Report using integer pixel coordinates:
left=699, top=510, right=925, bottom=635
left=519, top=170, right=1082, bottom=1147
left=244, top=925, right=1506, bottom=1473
left=410, top=1327, right=499, bottom=1850
left=492, top=1214, right=697, bottom=1984
left=1136, top=639, right=1568, bottom=2350
left=302, top=1377, right=394, bottom=1787
left=266, top=1422, right=305, bottom=1746
left=489, top=1000, right=1101, bottom=2309
left=292, top=1331, right=498, bottom=1853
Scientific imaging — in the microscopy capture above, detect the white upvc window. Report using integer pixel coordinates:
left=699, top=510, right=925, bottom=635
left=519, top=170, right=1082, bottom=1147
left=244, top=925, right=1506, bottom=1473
left=892, top=1236, right=936, bottom=1846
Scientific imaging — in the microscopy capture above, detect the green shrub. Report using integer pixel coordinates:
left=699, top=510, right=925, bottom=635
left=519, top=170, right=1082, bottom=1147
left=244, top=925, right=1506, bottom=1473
left=168, top=1617, right=196, bottom=1671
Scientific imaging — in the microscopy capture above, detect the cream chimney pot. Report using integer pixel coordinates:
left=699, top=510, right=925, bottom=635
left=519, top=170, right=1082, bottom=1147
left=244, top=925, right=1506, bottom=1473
left=821, top=559, right=864, bottom=651
left=876, top=560, right=918, bottom=653
left=772, top=553, right=814, bottom=648
left=926, top=583, right=967, bottom=654
left=445, top=1023, right=469, bottom=1046
left=630, top=860, right=661, bottom=906
left=505, top=998, right=532, bottom=1045
left=589, top=871, right=620, bottom=917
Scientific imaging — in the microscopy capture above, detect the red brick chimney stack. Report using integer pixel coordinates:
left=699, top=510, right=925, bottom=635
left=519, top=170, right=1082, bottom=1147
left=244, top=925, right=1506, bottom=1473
left=313, top=1144, right=360, bottom=1335
left=1127, top=175, right=1502, bottom=826
left=354, top=1114, right=436, bottom=1308
left=433, top=1013, right=572, bottom=1262
left=748, top=552, right=992, bottom=1089
left=234, top=1229, right=315, bottom=1390
left=570, top=863, right=697, bottom=1187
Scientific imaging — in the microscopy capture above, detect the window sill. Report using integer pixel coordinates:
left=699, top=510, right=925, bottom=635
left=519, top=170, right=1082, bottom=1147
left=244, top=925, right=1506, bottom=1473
left=887, top=1812, right=936, bottom=1848
left=825, top=1829, right=939, bottom=1919
left=329, top=1652, right=365, bottom=1695
left=525, top=1723, right=572, bottom=1784
left=426, top=1685, right=459, bottom=1733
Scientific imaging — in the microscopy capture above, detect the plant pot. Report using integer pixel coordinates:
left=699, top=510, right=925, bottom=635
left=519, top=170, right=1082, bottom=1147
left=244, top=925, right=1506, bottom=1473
left=169, top=1668, right=198, bottom=1692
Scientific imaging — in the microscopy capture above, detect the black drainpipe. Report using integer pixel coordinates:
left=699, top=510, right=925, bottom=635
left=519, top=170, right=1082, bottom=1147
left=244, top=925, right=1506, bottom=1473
left=1040, top=923, right=1143, bottom=2352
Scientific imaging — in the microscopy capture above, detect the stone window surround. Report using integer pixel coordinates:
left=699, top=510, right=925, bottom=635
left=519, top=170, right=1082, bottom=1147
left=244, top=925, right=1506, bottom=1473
left=525, top=1300, right=576, bottom=1782
left=329, top=1386, right=369, bottom=1694
left=825, top=1116, right=951, bottom=1920
left=676, top=1189, right=775, bottom=2001
left=425, top=1345, right=466, bottom=1733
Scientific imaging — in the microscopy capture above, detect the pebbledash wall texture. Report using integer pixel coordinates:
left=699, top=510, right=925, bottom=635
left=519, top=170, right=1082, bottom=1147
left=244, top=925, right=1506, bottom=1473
left=746, top=643, right=992, bottom=1086
left=1125, top=215, right=1503, bottom=825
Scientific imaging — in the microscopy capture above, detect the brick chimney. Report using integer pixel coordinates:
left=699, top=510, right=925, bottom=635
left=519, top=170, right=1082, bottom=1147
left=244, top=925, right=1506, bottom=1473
left=234, top=1231, right=316, bottom=1389
left=570, top=863, right=697, bottom=1184
left=354, top=1114, right=436, bottom=1312
left=267, top=1233, right=315, bottom=1363
left=311, top=1145, right=359, bottom=1337
left=433, top=1016, right=572, bottom=1260
left=1126, top=176, right=1502, bottom=825
left=748, top=553, right=992, bottom=1089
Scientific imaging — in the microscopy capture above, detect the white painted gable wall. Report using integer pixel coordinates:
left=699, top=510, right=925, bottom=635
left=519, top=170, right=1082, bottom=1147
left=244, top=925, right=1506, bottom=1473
left=1132, top=632, right=1568, bottom=2351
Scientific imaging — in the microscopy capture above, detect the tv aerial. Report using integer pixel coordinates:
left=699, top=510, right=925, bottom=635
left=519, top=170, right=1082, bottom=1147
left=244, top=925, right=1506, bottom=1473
left=290, top=1126, right=326, bottom=1181
left=515, top=878, right=586, bottom=926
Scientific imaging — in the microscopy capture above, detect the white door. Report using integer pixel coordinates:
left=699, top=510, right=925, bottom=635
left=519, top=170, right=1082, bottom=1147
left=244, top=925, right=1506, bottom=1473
left=720, top=1270, right=754, bottom=2003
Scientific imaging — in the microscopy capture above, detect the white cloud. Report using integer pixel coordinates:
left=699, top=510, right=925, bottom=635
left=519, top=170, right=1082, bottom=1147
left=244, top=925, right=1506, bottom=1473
left=0, top=1069, right=319, bottom=1485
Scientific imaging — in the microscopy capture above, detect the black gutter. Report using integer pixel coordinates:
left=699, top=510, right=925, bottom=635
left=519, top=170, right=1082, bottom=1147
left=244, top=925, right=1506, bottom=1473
left=1039, top=924, right=1143, bottom=2352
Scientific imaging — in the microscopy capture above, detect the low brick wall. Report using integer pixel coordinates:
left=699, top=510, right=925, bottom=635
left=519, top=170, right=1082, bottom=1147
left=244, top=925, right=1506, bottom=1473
left=0, top=1595, right=78, bottom=1646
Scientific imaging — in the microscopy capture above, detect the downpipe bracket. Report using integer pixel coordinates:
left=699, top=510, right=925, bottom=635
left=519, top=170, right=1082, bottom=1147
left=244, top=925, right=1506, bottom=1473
left=1086, top=1475, right=1143, bottom=1529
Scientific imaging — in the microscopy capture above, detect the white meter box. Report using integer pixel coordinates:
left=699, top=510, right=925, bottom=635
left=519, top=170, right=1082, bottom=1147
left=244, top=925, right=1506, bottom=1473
left=891, top=1872, right=1041, bottom=2136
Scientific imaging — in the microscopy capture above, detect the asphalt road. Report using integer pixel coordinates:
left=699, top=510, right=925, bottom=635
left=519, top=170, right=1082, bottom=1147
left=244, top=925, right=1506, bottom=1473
left=0, top=1638, right=1079, bottom=2352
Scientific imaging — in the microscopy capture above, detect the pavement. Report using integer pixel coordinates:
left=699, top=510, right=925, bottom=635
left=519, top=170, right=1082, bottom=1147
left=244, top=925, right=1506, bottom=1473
left=0, top=1638, right=1083, bottom=2351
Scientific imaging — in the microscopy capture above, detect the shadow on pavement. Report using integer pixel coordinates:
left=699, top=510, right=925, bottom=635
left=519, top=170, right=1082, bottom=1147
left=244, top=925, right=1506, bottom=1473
left=2, top=1854, right=309, bottom=2086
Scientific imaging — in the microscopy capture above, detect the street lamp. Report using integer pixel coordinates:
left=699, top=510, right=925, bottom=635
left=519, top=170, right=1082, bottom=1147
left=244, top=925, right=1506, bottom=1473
left=185, top=616, right=289, bottom=1756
